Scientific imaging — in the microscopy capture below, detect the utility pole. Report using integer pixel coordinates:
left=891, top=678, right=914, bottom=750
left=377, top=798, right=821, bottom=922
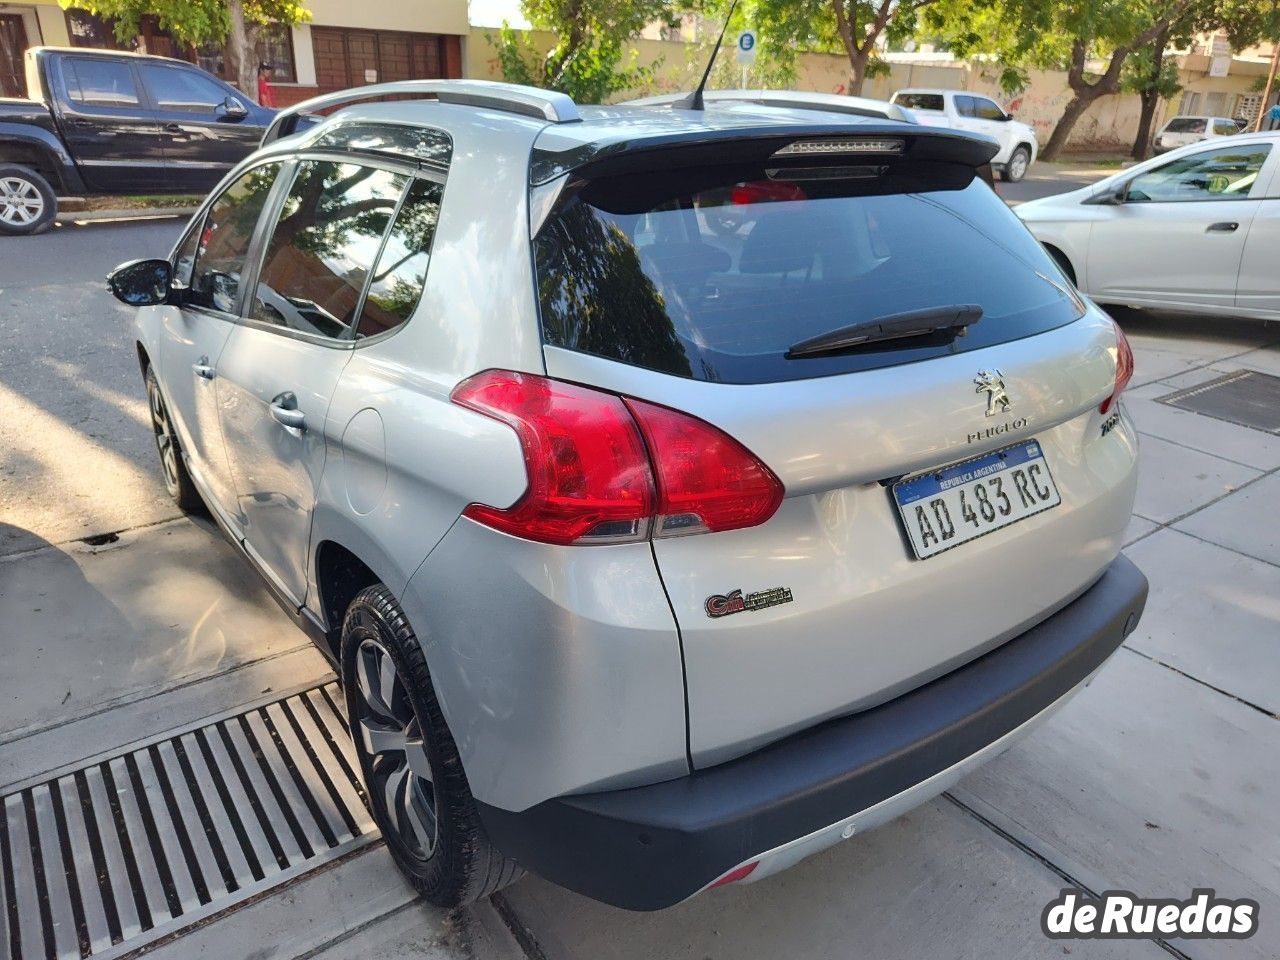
left=1256, top=41, right=1280, bottom=132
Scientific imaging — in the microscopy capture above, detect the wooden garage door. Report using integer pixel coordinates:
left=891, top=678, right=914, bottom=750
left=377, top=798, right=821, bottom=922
left=310, top=27, right=452, bottom=92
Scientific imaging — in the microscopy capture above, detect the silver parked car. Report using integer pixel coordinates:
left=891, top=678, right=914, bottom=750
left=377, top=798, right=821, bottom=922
left=110, top=79, right=1147, bottom=911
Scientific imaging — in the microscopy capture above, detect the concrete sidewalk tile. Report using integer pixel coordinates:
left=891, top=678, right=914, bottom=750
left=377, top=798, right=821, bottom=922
left=954, top=651, right=1280, bottom=960
left=1125, top=529, right=1280, bottom=716
left=139, top=844, right=445, bottom=960
left=1131, top=435, right=1259, bottom=524
left=1123, top=395, right=1280, bottom=471
left=1231, top=346, right=1280, bottom=377
left=498, top=800, right=1166, bottom=960
left=0, top=518, right=307, bottom=741
left=0, top=645, right=331, bottom=792
left=1174, top=473, right=1280, bottom=567
left=1123, top=514, right=1160, bottom=546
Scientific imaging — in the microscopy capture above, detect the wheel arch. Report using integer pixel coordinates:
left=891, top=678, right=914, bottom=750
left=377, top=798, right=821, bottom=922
left=0, top=124, right=85, bottom=194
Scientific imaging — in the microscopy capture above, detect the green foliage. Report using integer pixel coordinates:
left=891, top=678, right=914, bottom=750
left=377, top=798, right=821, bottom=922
left=490, top=0, right=685, bottom=103
left=737, top=0, right=934, bottom=91
left=1121, top=44, right=1181, bottom=99
left=59, top=0, right=310, bottom=47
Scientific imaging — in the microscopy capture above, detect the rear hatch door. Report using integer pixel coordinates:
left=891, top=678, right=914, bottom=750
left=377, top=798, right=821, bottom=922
left=536, top=133, right=1132, bottom=767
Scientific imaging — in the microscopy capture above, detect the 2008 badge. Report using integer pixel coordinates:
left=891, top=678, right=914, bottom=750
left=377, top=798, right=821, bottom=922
left=705, top=586, right=794, bottom=618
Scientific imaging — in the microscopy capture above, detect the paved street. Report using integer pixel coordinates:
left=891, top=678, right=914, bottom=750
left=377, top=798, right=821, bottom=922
left=2, top=165, right=1279, bottom=959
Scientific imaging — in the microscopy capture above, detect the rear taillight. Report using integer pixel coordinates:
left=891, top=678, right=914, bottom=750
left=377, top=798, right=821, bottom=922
left=1099, top=321, right=1134, bottom=414
left=451, top=370, right=784, bottom=546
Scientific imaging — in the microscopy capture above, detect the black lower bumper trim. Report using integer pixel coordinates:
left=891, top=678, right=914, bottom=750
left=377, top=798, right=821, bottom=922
left=478, top=554, right=1148, bottom=911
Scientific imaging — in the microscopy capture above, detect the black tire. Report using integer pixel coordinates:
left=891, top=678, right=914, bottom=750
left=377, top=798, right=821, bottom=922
left=341, top=584, right=522, bottom=907
left=1001, top=146, right=1031, bottom=183
left=145, top=365, right=204, bottom=514
left=0, top=164, right=57, bottom=236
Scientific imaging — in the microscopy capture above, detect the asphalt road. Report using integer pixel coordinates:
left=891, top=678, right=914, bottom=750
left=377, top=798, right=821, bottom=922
left=0, top=216, right=187, bottom=555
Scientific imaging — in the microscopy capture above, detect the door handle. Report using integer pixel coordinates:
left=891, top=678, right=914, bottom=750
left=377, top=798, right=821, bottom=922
left=193, top=358, right=215, bottom=380
left=1206, top=221, right=1239, bottom=233
left=163, top=122, right=183, bottom=133
left=269, top=392, right=307, bottom=432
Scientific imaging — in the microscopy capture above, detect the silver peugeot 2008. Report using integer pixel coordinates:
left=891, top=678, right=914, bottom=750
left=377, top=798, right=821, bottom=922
left=109, top=78, right=1145, bottom=911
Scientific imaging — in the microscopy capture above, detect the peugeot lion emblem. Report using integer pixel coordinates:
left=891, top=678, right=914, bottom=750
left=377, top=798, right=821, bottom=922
left=975, top=369, right=1012, bottom=417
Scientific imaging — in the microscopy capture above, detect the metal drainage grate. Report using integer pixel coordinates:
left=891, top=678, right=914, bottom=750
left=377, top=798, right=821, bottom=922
left=0, top=681, right=375, bottom=960
left=1158, top=369, right=1280, bottom=434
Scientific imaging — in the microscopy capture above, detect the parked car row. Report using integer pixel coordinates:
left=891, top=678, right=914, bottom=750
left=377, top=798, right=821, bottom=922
left=108, top=78, right=1145, bottom=911
left=0, top=46, right=274, bottom=234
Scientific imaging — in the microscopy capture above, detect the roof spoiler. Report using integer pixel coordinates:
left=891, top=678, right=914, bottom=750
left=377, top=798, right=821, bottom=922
left=260, top=79, right=581, bottom=147
left=626, top=90, right=917, bottom=125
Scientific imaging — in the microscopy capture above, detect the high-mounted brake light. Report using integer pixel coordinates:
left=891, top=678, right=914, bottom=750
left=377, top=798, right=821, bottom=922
left=1100, top=321, right=1134, bottom=414
left=451, top=371, right=784, bottom=546
left=773, top=137, right=904, bottom=157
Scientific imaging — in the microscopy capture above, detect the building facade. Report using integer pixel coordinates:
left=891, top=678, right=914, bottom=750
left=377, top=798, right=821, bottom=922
left=0, top=0, right=468, bottom=103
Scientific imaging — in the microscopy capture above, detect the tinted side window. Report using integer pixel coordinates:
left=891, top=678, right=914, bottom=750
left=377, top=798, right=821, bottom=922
left=357, top=178, right=444, bottom=338
left=1127, top=144, right=1271, bottom=203
left=139, top=63, right=232, bottom=112
left=973, top=98, right=1006, bottom=121
left=189, top=163, right=282, bottom=313
left=251, top=161, right=405, bottom=339
left=64, top=58, right=139, bottom=106
left=893, top=93, right=943, bottom=111
left=955, top=96, right=977, bottom=118
left=1213, top=120, right=1238, bottom=136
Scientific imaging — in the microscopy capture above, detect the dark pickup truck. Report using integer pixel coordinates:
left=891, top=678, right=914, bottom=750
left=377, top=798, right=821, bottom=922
left=0, top=46, right=275, bottom=235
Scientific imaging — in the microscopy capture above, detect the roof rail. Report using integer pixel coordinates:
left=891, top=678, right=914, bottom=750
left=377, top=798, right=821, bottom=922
left=261, top=79, right=580, bottom=146
left=625, top=89, right=916, bottom=125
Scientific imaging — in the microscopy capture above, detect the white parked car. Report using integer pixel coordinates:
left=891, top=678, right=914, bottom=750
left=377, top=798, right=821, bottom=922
left=891, top=88, right=1038, bottom=181
left=1017, top=132, right=1279, bottom=321
left=1153, top=115, right=1241, bottom=154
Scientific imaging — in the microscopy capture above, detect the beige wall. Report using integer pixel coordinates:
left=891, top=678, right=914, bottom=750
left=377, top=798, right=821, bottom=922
left=304, top=0, right=468, bottom=37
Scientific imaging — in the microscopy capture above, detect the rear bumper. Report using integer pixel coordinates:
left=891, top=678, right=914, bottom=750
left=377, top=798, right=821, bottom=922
left=477, top=553, right=1147, bottom=910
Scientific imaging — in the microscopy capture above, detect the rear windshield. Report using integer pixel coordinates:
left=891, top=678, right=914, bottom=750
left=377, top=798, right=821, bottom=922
left=1165, top=118, right=1207, bottom=133
left=534, top=161, right=1082, bottom=384
left=893, top=93, right=945, bottom=111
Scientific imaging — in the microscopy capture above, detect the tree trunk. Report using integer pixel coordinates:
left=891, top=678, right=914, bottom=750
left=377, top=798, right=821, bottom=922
left=846, top=48, right=869, bottom=96
left=1040, top=39, right=1131, bottom=162
left=225, top=0, right=260, bottom=101
left=1131, top=28, right=1167, bottom=161
left=1040, top=93, right=1095, bottom=161
left=1132, top=89, right=1159, bottom=161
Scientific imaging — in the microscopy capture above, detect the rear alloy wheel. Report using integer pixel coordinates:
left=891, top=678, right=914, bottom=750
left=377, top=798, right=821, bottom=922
left=145, top=366, right=203, bottom=513
left=341, top=585, right=522, bottom=907
left=0, top=165, right=56, bottom=236
left=1002, top=146, right=1031, bottom=183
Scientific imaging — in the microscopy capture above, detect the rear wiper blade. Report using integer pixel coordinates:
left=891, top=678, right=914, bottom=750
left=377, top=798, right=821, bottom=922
left=786, top=304, right=983, bottom=358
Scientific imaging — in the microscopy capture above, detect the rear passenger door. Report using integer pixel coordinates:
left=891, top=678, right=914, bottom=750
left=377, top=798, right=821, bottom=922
left=55, top=56, right=167, bottom=192
left=215, top=156, right=425, bottom=603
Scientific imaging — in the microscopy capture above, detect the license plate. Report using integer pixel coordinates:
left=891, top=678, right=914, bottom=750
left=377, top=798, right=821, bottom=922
left=893, top=440, right=1061, bottom=560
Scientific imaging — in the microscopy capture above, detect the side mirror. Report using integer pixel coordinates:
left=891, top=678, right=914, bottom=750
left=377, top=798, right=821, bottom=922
left=1003, top=112, right=1015, bottom=122
left=1085, top=183, right=1128, bottom=206
left=108, top=258, right=172, bottom=306
left=220, top=96, right=249, bottom=120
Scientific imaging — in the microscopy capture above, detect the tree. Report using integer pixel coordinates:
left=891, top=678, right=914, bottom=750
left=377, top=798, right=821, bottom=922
left=491, top=0, right=684, bottom=103
left=60, top=0, right=310, bottom=101
left=746, top=0, right=936, bottom=95
left=931, top=0, right=1209, bottom=160
left=1122, top=27, right=1181, bottom=160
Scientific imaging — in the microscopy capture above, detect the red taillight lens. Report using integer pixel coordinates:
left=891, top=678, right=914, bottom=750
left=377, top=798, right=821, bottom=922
left=451, top=371, right=655, bottom=545
left=709, top=861, right=759, bottom=888
left=450, top=371, right=784, bottom=545
left=625, top=397, right=785, bottom=537
left=1100, top=321, right=1134, bottom=414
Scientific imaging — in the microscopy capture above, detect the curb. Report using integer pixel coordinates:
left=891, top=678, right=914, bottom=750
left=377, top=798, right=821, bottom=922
left=56, top=206, right=198, bottom=224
